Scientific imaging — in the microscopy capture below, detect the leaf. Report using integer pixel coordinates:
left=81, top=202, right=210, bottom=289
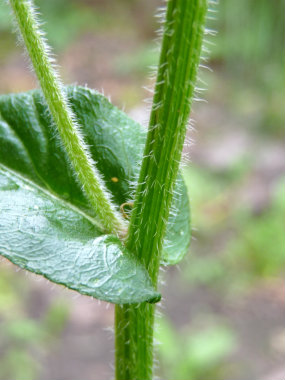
left=162, top=175, right=191, bottom=265
left=0, top=166, right=160, bottom=304
left=0, top=86, right=190, bottom=301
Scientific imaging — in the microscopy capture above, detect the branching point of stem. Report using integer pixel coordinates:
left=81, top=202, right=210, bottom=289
left=9, top=0, right=126, bottom=235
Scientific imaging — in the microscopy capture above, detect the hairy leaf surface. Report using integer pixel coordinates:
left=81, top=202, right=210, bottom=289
left=0, top=86, right=190, bottom=301
left=0, top=166, right=160, bottom=304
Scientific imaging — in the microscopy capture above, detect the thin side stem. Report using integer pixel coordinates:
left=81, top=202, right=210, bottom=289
left=115, top=0, right=207, bottom=378
left=9, top=0, right=126, bottom=235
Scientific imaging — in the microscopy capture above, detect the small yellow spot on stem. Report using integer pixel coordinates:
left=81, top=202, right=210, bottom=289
left=111, top=177, right=119, bottom=183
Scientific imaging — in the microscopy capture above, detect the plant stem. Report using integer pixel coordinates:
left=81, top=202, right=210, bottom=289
left=9, top=0, right=126, bottom=235
left=115, top=0, right=207, bottom=378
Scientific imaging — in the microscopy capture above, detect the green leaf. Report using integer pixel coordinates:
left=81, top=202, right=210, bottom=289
left=162, top=175, right=191, bottom=265
left=0, top=86, right=189, bottom=301
left=0, top=166, right=160, bottom=304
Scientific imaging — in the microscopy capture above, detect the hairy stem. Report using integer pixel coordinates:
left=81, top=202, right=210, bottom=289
left=9, top=0, right=126, bottom=235
left=115, top=0, right=208, bottom=378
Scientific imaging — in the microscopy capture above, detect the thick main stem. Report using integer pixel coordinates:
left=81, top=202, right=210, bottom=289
left=9, top=0, right=125, bottom=235
left=115, top=0, right=208, bottom=379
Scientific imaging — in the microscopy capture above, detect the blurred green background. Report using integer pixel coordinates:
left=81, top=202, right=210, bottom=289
left=0, top=1, right=284, bottom=379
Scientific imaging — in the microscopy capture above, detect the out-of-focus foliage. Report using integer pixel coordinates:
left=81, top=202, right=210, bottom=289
left=213, top=0, right=284, bottom=67
left=183, top=168, right=284, bottom=287
left=0, top=268, right=69, bottom=380
left=155, top=316, right=236, bottom=380
left=0, top=0, right=130, bottom=51
left=213, top=0, right=284, bottom=138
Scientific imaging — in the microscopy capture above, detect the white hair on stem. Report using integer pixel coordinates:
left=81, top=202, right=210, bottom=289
left=8, top=0, right=127, bottom=236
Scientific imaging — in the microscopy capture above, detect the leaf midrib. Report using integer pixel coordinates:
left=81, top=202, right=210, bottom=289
left=0, top=163, right=104, bottom=232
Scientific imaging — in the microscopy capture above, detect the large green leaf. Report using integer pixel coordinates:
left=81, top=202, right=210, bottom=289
left=0, top=86, right=190, bottom=302
left=0, top=166, right=160, bottom=304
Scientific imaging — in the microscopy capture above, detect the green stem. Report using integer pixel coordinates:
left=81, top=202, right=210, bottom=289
left=115, top=0, right=207, bottom=378
left=9, top=0, right=126, bottom=235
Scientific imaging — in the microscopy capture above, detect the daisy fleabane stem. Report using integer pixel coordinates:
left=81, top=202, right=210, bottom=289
left=9, top=0, right=126, bottom=235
